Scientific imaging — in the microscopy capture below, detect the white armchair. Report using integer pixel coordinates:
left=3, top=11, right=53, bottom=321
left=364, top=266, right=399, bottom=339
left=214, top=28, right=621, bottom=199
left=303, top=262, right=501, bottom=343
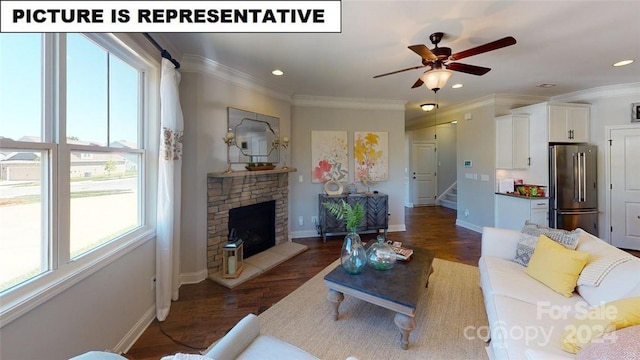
left=162, top=313, right=318, bottom=360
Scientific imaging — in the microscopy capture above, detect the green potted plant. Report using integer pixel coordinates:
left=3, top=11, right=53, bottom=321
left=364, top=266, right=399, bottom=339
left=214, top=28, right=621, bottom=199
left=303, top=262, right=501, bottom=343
left=322, top=200, right=367, bottom=274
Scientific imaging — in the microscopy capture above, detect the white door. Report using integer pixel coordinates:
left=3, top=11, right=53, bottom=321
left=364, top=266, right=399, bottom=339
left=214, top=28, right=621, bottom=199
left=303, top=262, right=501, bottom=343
left=411, top=142, right=436, bottom=206
left=610, top=126, right=640, bottom=250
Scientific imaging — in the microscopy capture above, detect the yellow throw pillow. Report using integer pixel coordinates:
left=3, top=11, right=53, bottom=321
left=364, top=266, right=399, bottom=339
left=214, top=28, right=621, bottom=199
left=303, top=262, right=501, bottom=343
left=561, top=317, right=614, bottom=354
left=524, top=235, right=590, bottom=297
left=561, top=297, right=640, bottom=354
left=598, top=296, right=640, bottom=329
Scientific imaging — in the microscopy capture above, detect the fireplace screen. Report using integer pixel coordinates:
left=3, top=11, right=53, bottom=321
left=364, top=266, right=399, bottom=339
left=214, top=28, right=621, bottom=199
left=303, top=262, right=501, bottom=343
left=228, top=200, right=276, bottom=259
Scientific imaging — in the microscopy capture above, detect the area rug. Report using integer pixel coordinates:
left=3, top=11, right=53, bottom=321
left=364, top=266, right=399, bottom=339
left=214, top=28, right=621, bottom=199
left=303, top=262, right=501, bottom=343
left=258, top=258, right=489, bottom=359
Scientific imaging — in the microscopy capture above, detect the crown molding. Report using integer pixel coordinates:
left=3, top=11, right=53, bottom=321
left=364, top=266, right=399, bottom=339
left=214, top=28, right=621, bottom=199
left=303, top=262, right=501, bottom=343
left=405, top=93, right=549, bottom=131
left=180, top=54, right=293, bottom=102
left=292, top=94, right=406, bottom=111
left=551, top=82, right=640, bottom=102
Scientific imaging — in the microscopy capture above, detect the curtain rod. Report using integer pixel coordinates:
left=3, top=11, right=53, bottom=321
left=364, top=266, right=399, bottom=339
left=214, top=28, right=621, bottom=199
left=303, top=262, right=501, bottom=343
left=143, top=33, right=180, bottom=69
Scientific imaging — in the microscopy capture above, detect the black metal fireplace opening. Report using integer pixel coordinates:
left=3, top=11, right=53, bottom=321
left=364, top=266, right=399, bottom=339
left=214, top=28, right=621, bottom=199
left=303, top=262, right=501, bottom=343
left=228, top=200, right=276, bottom=259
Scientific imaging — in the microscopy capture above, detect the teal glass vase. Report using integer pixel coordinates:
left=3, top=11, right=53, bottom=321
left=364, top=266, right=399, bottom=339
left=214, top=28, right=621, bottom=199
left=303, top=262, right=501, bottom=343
left=340, top=229, right=367, bottom=274
left=367, top=235, right=397, bottom=271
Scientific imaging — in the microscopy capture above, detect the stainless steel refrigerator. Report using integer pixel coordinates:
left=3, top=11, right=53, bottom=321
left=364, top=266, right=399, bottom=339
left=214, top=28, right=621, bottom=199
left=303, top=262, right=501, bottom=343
left=549, top=144, right=598, bottom=235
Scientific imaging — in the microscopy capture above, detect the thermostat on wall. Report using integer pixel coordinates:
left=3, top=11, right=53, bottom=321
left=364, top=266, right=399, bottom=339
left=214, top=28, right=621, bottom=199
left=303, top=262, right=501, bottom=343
left=464, top=160, right=472, bottom=168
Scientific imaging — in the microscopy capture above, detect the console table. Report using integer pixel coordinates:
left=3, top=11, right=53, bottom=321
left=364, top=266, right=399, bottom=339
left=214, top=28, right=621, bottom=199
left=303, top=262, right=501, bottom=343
left=318, top=193, right=388, bottom=242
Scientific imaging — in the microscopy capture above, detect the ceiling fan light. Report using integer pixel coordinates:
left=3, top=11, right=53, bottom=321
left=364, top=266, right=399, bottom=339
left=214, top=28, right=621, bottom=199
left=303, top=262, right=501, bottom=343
left=421, top=103, right=437, bottom=112
left=421, top=69, right=453, bottom=91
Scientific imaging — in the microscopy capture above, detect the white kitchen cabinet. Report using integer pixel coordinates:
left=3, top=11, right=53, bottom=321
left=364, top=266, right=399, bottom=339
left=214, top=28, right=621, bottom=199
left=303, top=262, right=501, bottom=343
left=496, top=114, right=530, bottom=169
left=495, top=194, right=548, bottom=230
left=529, top=199, right=550, bottom=226
left=548, top=104, right=590, bottom=143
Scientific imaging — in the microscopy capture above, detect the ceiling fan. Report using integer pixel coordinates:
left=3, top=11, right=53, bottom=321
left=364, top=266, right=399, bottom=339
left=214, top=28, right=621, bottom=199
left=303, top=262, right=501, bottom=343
left=373, top=32, right=517, bottom=91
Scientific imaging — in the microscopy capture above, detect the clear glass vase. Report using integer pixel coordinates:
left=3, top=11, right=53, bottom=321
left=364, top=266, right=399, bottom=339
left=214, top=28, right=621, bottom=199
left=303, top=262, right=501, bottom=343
left=341, top=229, right=367, bottom=274
left=367, top=234, right=397, bottom=270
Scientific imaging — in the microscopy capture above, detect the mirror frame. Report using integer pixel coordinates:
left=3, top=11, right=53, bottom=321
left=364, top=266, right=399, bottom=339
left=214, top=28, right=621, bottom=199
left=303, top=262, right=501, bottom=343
left=227, top=107, right=280, bottom=164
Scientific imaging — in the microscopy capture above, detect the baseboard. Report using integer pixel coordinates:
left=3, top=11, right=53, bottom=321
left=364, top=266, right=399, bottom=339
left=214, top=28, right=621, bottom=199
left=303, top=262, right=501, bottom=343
left=291, top=224, right=406, bottom=239
left=290, top=230, right=320, bottom=239
left=180, top=269, right=208, bottom=285
left=114, top=304, right=156, bottom=354
left=388, top=224, right=406, bottom=232
left=455, top=219, right=482, bottom=233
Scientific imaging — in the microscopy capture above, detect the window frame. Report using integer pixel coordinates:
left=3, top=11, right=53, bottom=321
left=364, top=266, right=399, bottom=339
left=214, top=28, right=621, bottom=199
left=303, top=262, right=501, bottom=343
left=0, top=33, right=159, bottom=326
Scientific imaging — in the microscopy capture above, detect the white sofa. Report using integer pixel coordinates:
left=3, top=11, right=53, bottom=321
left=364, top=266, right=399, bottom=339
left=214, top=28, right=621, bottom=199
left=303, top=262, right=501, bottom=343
left=479, top=226, right=640, bottom=360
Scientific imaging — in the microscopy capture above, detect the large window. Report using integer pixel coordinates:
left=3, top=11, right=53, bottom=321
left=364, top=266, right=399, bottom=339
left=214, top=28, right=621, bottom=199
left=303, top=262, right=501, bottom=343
left=0, top=33, right=151, bottom=296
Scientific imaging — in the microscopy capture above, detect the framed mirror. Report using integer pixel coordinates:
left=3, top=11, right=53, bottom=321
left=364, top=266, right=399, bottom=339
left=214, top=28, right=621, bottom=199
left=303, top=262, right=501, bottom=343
left=227, top=107, right=280, bottom=164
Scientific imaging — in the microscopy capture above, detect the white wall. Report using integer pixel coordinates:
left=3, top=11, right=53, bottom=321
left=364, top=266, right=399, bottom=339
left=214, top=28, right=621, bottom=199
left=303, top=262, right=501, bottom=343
left=289, top=99, right=406, bottom=237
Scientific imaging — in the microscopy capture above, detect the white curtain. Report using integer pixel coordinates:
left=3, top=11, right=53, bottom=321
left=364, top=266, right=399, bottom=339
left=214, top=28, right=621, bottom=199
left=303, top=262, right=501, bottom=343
left=156, top=58, right=184, bottom=321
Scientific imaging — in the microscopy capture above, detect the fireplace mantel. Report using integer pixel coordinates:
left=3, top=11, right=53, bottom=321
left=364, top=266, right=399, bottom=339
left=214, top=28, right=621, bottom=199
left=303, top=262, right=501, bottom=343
left=208, top=167, right=297, bottom=178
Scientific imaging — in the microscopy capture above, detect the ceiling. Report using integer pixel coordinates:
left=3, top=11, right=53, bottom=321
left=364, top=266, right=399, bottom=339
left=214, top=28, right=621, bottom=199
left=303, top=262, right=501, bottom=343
left=158, top=1, right=640, bottom=123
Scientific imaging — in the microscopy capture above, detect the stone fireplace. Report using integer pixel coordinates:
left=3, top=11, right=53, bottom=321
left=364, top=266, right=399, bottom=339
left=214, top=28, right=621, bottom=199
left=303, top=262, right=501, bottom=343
left=207, top=168, right=294, bottom=278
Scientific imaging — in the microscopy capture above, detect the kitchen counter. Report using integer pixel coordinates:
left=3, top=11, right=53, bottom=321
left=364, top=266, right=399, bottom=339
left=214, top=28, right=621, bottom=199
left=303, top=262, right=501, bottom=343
left=495, top=192, right=549, bottom=200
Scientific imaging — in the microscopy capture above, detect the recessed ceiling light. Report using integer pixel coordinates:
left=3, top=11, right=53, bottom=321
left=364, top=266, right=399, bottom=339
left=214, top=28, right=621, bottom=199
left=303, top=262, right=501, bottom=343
left=613, top=60, right=634, bottom=67
left=451, top=120, right=458, bottom=124
left=272, top=69, right=284, bottom=76
left=452, top=84, right=463, bottom=89
left=536, top=83, right=556, bottom=88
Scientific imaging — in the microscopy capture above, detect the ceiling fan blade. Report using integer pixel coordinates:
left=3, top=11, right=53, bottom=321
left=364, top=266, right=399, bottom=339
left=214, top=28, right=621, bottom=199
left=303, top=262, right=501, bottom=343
left=446, top=62, right=491, bottom=76
left=373, top=65, right=426, bottom=78
left=408, top=44, right=437, bottom=61
left=411, top=78, right=424, bottom=88
left=449, top=36, right=516, bottom=61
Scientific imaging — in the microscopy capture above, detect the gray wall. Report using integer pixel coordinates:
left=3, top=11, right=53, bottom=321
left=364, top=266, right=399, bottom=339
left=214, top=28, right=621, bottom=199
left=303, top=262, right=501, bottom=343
left=289, top=101, right=406, bottom=237
left=406, top=121, right=458, bottom=201
left=0, top=241, right=156, bottom=359
left=178, top=63, right=293, bottom=277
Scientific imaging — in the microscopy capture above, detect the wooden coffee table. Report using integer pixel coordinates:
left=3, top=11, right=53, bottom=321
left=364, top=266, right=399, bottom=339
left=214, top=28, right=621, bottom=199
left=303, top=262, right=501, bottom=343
left=323, top=247, right=435, bottom=349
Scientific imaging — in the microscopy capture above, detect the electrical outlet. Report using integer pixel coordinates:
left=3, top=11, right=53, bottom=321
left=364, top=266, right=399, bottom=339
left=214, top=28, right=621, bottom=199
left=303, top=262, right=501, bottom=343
left=150, top=276, right=156, bottom=290
left=464, top=209, right=470, bottom=217
left=311, top=216, right=318, bottom=224
left=298, top=216, right=304, bottom=226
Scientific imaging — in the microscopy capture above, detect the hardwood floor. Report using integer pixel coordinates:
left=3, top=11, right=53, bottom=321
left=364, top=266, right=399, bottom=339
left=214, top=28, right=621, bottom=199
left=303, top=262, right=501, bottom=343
left=125, top=206, right=639, bottom=359
left=125, top=206, right=479, bottom=359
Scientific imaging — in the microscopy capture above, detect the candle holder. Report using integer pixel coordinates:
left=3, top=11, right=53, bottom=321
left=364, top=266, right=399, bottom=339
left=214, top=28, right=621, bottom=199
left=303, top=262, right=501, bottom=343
left=222, top=131, right=234, bottom=174
left=281, top=136, right=290, bottom=169
left=222, top=238, right=244, bottom=279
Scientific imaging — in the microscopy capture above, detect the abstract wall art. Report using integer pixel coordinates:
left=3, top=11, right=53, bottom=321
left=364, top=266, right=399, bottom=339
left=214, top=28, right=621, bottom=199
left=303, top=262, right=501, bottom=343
left=311, top=131, right=349, bottom=183
left=354, top=131, right=388, bottom=182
